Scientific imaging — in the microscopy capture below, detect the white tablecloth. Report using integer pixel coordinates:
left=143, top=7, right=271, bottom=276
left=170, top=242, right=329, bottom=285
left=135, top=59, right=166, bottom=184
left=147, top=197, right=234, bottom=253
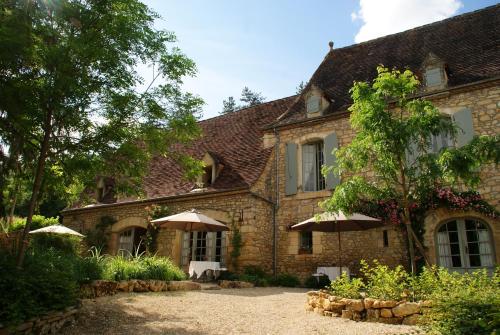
left=189, top=261, right=222, bottom=279
left=316, top=266, right=350, bottom=281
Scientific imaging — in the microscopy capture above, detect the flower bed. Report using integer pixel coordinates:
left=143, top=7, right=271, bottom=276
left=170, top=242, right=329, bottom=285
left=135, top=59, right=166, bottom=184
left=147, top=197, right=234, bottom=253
left=305, top=290, right=428, bottom=325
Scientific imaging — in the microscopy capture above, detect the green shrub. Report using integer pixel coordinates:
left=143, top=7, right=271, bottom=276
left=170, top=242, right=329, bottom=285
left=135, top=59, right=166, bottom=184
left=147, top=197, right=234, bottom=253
left=304, top=275, right=330, bottom=289
left=243, top=265, right=267, bottom=278
left=422, top=268, right=500, bottom=335
left=30, top=234, right=80, bottom=255
left=218, top=271, right=239, bottom=281
left=102, top=254, right=185, bottom=281
left=329, top=272, right=364, bottom=299
left=74, top=248, right=105, bottom=283
left=0, top=249, right=78, bottom=327
left=361, top=260, right=408, bottom=300
left=8, top=215, right=59, bottom=232
left=271, top=273, right=300, bottom=287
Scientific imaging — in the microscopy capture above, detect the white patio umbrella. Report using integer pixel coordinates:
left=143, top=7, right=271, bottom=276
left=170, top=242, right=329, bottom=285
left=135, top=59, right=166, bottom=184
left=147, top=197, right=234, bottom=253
left=290, top=211, right=383, bottom=273
left=151, top=209, right=229, bottom=232
left=29, top=224, right=85, bottom=237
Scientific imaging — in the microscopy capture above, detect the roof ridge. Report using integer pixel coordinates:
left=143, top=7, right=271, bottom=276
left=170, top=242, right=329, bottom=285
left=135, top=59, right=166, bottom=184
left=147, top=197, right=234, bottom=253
left=200, top=94, right=298, bottom=124
left=332, top=4, right=499, bottom=53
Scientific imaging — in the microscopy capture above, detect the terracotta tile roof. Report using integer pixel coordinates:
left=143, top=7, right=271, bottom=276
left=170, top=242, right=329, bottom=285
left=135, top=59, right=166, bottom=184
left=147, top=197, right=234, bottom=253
left=275, top=4, right=500, bottom=127
left=136, top=96, right=296, bottom=200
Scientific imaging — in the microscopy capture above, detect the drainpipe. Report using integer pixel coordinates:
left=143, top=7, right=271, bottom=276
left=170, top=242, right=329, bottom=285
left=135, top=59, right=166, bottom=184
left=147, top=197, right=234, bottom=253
left=273, top=127, right=280, bottom=277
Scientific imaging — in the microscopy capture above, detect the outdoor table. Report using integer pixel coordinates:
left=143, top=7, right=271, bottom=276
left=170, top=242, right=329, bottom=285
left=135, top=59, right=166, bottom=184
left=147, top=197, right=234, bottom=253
left=314, top=266, right=350, bottom=281
left=189, top=261, right=224, bottom=279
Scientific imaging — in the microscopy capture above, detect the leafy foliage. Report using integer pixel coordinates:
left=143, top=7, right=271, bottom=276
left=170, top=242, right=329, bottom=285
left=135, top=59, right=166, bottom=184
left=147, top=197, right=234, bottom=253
left=0, top=249, right=78, bottom=327
left=144, top=204, right=170, bottom=253
left=84, top=215, right=116, bottom=252
left=272, top=273, right=301, bottom=287
left=329, top=272, right=365, bottom=299
left=360, top=260, right=409, bottom=300
left=102, top=254, right=185, bottom=282
left=230, top=226, right=242, bottom=269
left=6, top=215, right=59, bottom=232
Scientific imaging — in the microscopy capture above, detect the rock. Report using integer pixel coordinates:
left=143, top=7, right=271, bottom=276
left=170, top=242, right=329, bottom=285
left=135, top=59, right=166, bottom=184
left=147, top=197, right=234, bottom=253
left=328, top=295, right=340, bottom=302
left=116, top=281, right=130, bottom=292
left=133, top=280, right=149, bottom=292
left=305, top=304, right=314, bottom=312
left=91, top=280, right=118, bottom=297
left=364, top=298, right=376, bottom=309
left=306, top=290, right=319, bottom=296
left=373, top=300, right=398, bottom=308
left=403, top=314, right=422, bottom=326
left=344, top=299, right=364, bottom=312
left=341, top=310, right=353, bottom=319
left=352, top=311, right=362, bottom=322
left=168, top=280, right=201, bottom=291
left=366, top=308, right=380, bottom=321
left=79, top=284, right=94, bottom=299
left=307, top=296, right=318, bottom=308
left=380, top=308, right=393, bottom=318
left=218, top=280, right=254, bottom=289
left=323, top=311, right=333, bottom=317
left=392, top=302, right=420, bottom=317
left=329, top=302, right=346, bottom=313
left=322, top=299, right=332, bottom=311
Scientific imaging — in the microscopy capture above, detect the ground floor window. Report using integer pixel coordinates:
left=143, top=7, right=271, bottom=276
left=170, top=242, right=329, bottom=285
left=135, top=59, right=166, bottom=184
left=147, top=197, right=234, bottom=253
left=118, top=227, right=147, bottom=257
left=181, top=231, right=226, bottom=265
left=299, top=231, right=313, bottom=254
left=436, top=218, right=494, bottom=271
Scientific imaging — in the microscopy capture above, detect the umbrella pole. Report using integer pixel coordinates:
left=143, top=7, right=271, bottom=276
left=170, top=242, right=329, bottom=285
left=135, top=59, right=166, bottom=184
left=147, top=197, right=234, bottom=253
left=337, top=221, right=342, bottom=275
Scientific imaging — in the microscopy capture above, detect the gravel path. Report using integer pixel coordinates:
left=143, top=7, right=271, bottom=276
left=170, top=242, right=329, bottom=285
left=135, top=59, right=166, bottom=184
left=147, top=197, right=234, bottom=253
left=62, top=287, right=421, bottom=335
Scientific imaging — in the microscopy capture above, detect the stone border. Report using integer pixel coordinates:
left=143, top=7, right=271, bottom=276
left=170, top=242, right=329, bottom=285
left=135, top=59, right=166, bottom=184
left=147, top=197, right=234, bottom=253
left=0, top=306, right=79, bottom=335
left=305, top=290, right=431, bottom=325
left=80, top=280, right=203, bottom=298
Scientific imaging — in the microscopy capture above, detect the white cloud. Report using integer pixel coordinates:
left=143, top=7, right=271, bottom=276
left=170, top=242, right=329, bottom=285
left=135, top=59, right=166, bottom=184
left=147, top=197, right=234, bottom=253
left=351, top=0, right=463, bottom=43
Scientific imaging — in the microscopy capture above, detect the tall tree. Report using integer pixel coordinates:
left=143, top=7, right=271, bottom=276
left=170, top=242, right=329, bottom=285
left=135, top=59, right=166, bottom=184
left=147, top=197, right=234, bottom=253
left=220, top=87, right=266, bottom=114
left=0, top=0, right=204, bottom=267
left=322, top=67, right=499, bottom=273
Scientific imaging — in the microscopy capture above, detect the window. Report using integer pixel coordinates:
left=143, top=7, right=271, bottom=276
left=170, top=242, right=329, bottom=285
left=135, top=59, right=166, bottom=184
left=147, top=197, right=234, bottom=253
left=306, top=95, right=321, bottom=114
left=118, top=227, right=147, bottom=257
left=424, top=67, right=444, bottom=87
left=302, top=141, right=325, bottom=192
left=436, top=219, right=494, bottom=271
left=181, top=231, right=226, bottom=265
left=383, top=230, right=389, bottom=247
left=299, top=231, right=313, bottom=254
left=202, top=165, right=213, bottom=187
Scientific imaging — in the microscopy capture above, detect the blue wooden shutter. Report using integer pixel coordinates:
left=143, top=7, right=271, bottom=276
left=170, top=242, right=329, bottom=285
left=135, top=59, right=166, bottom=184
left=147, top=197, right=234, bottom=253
left=324, top=132, right=340, bottom=189
left=285, top=142, right=298, bottom=195
left=452, top=108, right=474, bottom=147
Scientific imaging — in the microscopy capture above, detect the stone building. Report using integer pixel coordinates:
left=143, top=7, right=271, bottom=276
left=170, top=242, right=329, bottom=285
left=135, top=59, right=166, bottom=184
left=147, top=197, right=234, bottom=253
left=63, top=5, right=499, bottom=279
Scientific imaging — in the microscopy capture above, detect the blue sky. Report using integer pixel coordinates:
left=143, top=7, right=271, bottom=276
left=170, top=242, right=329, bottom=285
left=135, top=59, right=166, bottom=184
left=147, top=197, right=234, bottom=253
left=141, top=0, right=497, bottom=119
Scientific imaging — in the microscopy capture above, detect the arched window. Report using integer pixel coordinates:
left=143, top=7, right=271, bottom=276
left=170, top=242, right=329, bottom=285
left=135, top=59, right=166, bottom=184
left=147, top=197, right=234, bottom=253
left=436, top=219, right=495, bottom=271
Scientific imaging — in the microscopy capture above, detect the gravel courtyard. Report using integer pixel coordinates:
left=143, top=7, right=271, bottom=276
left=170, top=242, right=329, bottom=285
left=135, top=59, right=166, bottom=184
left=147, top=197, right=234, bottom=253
left=62, top=287, right=421, bottom=335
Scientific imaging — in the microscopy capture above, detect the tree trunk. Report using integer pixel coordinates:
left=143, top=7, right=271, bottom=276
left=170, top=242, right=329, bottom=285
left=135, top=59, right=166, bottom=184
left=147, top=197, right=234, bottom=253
left=404, top=215, right=417, bottom=274
left=16, top=110, right=53, bottom=268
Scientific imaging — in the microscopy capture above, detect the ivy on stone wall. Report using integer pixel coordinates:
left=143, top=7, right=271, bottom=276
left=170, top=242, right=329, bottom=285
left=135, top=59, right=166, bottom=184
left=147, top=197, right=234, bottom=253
left=230, top=216, right=242, bottom=270
left=84, top=215, right=116, bottom=252
left=145, top=204, right=170, bottom=254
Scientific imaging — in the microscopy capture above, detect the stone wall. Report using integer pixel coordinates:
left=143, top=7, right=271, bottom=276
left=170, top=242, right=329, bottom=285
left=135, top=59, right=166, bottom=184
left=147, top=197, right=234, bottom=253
left=270, top=83, right=499, bottom=279
left=306, top=290, right=428, bottom=325
left=0, top=306, right=80, bottom=335
left=63, top=190, right=274, bottom=273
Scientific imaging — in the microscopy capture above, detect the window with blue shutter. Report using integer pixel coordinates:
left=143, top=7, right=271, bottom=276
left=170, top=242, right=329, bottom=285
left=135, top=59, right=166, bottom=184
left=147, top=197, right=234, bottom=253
left=285, top=142, right=298, bottom=195
left=452, top=108, right=474, bottom=147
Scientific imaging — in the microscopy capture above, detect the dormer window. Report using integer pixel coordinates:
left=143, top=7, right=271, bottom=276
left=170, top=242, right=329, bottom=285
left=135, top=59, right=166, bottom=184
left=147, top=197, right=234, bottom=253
left=421, top=52, right=447, bottom=91
left=306, top=95, right=321, bottom=114
left=202, top=165, right=213, bottom=187
left=304, top=85, right=330, bottom=118
left=195, top=152, right=221, bottom=189
left=424, top=67, right=445, bottom=88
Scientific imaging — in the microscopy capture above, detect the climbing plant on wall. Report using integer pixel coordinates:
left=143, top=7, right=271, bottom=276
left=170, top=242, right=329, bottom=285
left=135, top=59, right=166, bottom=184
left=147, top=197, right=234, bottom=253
left=145, top=204, right=171, bottom=254
left=84, top=216, right=116, bottom=252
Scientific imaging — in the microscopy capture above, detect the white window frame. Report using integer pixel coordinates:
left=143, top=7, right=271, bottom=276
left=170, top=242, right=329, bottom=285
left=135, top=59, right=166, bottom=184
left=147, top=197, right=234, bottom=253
left=181, top=231, right=226, bottom=266
left=302, top=141, right=325, bottom=192
left=436, top=218, right=495, bottom=272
